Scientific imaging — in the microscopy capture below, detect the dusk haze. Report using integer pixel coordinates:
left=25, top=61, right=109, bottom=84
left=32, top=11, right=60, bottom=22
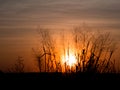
left=0, top=0, right=120, bottom=82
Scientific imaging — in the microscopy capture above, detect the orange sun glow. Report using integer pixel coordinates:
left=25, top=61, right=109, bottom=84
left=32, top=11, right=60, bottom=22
left=61, top=50, right=77, bottom=68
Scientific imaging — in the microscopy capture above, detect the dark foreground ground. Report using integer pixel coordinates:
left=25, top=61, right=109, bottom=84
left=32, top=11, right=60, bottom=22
left=0, top=72, right=120, bottom=88
left=0, top=72, right=120, bottom=81
left=0, top=72, right=120, bottom=80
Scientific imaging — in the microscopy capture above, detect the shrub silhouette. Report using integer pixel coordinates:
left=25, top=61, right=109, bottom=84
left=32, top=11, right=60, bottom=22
left=33, top=26, right=117, bottom=73
left=8, top=56, right=25, bottom=73
left=33, top=28, right=61, bottom=72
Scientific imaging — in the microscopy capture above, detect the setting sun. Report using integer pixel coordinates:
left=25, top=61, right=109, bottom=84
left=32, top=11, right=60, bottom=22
left=61, top=49, right=77, bottom=68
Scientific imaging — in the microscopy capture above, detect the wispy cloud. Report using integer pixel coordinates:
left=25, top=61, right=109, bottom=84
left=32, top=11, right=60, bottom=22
left=0, top=0, right=120, bottom=25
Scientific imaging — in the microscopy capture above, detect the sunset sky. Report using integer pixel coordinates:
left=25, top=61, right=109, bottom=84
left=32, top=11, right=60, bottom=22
left=0, top=0, right=120, bottom=72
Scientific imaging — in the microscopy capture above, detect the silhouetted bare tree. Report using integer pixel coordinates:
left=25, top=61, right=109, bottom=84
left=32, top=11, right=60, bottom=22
left=8, top=56, right=25, bottom=73
left=33, top=27, right=62, bottom=72
left=33, top=26, right=117, bottom=73
left=72, top=26, right=117, bottom=73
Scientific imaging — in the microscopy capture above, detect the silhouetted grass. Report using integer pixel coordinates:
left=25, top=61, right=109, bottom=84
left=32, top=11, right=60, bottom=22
left=32, top=27, right=118, bottom=74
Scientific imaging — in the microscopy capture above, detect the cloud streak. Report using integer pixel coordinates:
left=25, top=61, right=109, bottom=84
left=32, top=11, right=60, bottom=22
left=0, top=0, right=120, bottom=26
left=0, top=0, right=120, bottom=40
